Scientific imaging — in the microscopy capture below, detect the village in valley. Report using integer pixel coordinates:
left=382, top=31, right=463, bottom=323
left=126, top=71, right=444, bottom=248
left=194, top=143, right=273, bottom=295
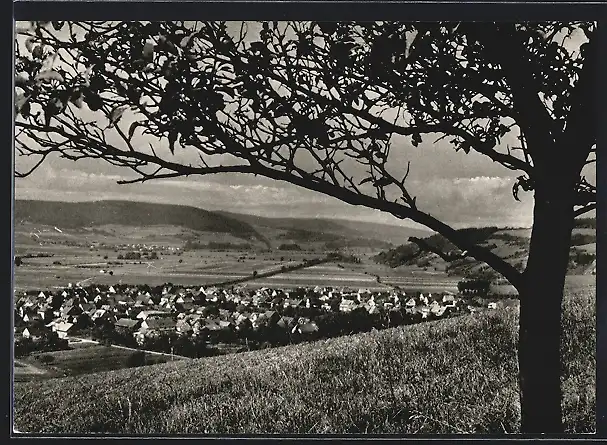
left=13, top=201, right=590, bottom=381
left=14, top=272, right=497, bottom=376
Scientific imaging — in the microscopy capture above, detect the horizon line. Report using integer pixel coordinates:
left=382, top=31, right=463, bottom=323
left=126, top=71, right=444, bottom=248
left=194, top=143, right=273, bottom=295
left=13, top=197, right=536, bottom=231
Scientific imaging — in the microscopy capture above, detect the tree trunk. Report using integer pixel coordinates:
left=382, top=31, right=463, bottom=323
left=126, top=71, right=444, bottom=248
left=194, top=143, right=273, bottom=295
left=517, top=189, right=575, bottom=433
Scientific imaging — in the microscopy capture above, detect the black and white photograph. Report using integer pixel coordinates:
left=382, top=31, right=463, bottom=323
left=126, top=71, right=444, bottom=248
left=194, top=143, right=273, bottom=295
left=12, top=19, right=597, bottom=435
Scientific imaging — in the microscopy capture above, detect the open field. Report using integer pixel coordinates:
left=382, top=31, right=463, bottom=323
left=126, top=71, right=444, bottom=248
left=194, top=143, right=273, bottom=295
left=14, top=344, right=183, bottom=382
left=13, top=275, right=595, bottom=434
left=14, top=230, right=461, bottom=293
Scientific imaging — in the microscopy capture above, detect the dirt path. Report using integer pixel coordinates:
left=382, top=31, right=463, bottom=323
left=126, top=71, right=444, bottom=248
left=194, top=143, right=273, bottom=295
left=109, top=343, right=190, bottom=360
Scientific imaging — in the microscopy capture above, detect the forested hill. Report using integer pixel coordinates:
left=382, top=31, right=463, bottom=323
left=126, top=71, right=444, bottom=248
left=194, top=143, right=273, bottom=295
left=373, top=220, right=596, bottom=280
left=14, top=200, right=428, bottom=249
left=14, top=200, right=264, bottom=242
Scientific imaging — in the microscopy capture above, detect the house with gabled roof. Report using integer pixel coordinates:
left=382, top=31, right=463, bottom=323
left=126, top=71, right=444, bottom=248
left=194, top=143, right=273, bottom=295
left=261, top=310, right=281, bottom=326
left=91, top=308, right=110, bottom=321
left=22, top=312, right=42, bottom=324
left=141, top=317, right=177, bottom=332
left=135, top=293, right=154, bottom=306
left=176, top=319, right=193, bottom=335
left=201, top=318, right=223, bottom=332
left=53, top=321, right=75, bottom=339
left=79, top=302, right=95, bottom=313
left=339, top=298, right=358, bottom=313
left=442, top=293, right=456, bottom=304
left=176, top=301, right=196, bottom=313
left=176, top=293, right=195, bottom=305
left=136, top=309, right=171, bottom=320
left=293, top=321, right=319, bottom=335
left=115, top=318, right=142, bottom=333
left=36, top=304, right=55, bottom=321
left=22, top=325, right=51, bottom=340
left=277, top=316, right=297, bottom=331
left=61, top=304, right=83, bottom=318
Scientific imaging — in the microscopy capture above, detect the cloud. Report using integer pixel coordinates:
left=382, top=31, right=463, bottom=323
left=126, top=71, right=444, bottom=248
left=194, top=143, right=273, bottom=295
left=409, top=175, right=534, bottom=227
left=15, top=162, right=533, bottom=229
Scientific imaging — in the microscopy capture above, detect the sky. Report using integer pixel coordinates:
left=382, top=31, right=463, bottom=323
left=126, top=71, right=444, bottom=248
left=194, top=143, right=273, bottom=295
left=14, top=21, right=594, bottom=230
left=14, top=138, right=542, bottom=229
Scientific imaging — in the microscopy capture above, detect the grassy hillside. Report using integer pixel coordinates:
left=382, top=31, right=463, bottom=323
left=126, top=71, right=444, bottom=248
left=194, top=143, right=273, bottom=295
left=13, top=278, right=595, bottom=434
left=374, top=222, right=596, bottom=280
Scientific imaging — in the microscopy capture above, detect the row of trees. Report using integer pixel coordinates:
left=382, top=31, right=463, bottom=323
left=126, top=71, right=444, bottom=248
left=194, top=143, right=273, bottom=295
left=14, top=332, right=69, bottom=358
left=457, top=279, right=492, bottom=296
left=117, top=251, right=157, bottom=259
left=92, top=323, right=212, bottom=358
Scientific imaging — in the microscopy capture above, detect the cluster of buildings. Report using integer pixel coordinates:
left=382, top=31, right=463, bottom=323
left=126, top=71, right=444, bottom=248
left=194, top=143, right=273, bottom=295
left=14, top=282, right=481, bottom=350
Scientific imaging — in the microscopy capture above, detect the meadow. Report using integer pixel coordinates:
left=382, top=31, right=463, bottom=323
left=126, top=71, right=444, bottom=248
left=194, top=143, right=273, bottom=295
left=13, top=231, right=461, bottom=293
left=15, top=344, right=181, bottom=382
left=13, top=276, right=595, bottom=435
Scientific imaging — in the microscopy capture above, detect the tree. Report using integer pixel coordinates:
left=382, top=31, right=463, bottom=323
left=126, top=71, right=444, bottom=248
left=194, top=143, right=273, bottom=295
left=126, top=350, right=146, bottom=368
left=14, top=21, right=597, bottom=433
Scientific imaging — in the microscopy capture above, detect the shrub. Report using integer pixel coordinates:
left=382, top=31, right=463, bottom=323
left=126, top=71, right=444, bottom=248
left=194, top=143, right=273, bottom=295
left=37, top=354, right=55, bottom=364
left=126, top=351, right=146, bottom=368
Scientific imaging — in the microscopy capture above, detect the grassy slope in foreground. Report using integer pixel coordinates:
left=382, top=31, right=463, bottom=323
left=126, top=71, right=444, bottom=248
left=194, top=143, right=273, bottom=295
left=14, top=280, right=595, bottom=435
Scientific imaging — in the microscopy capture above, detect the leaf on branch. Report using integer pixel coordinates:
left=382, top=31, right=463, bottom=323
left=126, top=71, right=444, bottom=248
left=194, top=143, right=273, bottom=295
left=82, top=65, right=94, bottom=87
left=15, top=73, right=29, bottom=88
left=25, top=38, right=35, bottom=53
left=168, top=129, right=179, bottom=154
left=70, top=89, right=84, bottom=108
left=44, top=97, right=64, bottom=126
left=32, top=45, right=45, bottom=60
left=142, top=42, right=155, bottom=61
left=143, top=62, right=156, bottom=73
left=15, top=93, right=29, bottom=115
left=456, top=141, right=471, bottom=154
left=108, top=106, right=127, bottom=127
left=374, top=177, right=392, bottom=188
left=512, top=175, right=534, bottom=202
left=83, top=90, right=103, bottom=111
left=128, top=121, right=142, bottom=141
left=34, top=70, right=64, bottom=84
left=180, top=32, right=197, bottom=49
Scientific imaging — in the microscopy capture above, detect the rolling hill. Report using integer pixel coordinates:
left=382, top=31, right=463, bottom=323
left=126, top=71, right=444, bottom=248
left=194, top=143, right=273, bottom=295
left=14, top=200, right=265, bottom=243
left=217, top=211, right=431, bottom=248
left=373, top=220, right=596, bottom=280
left=14, top=200, right=429, bottom=250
